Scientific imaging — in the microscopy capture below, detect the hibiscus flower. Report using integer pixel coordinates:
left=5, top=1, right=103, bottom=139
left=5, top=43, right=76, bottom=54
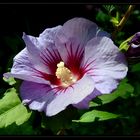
left=4, top=17, right=128, bottom=116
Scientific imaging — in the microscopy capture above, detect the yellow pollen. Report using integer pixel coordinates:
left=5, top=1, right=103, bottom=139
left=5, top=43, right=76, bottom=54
left=55, top=61, right=77, bottom=87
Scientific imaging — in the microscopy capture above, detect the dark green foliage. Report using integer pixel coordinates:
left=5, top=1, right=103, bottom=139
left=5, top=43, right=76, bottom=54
left=0, top=88, right=32, bottom=128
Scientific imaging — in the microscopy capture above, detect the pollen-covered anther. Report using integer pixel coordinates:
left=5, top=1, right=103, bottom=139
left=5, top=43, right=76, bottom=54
left=55, top=61, right=77, bottom=87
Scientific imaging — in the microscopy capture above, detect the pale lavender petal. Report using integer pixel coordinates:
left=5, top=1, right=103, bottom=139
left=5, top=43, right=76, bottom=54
left=56, top=17, right=99, bottom=45
left=57, top=17, right=109, bottom=44
left=72, top=88, right=102, bottom=109
left=82, top=36, right=128, bottom=94
left=55, top=18, right=99, bottom=64
left=23, top=25, right=62, bottom=51
left=22, top=33, right=49, bottom=73
left=39, top=25, right=62, bottom=46
left=55, top=18, right=109, bottom=68
left=23, top=27, right=62, bottom=74
left=20, top=81, right=55, bottom=112
left=46, top=74, right=95, bottom=116
left=4, top=48, right=50, bottom=84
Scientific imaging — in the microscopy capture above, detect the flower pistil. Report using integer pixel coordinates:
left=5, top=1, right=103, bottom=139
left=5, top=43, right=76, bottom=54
left=55, top=61, right=77, bottom=87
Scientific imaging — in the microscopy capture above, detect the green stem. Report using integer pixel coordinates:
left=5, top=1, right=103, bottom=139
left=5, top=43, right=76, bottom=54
left=112, top=5, right=135, bottom=40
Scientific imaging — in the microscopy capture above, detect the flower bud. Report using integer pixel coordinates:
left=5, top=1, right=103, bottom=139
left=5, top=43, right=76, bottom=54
left=126, top=32, right=140, bottom=58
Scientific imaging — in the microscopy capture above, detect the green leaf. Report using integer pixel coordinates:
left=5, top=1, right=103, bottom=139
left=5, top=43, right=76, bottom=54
left=110, top=17, right=119, bottom=25
left=101, top=79, right=134, bottom=101
left=3, top=77, right=16, bottom=86
left=119, top=35, right=134, bottom=52
left=73, top=110, right=120, bottom=123
left=89, top=97, right=102, bottom=107
left=0, top=88, right=32, bottom=128
left=110, top=11, right=120, bottom=27
left=90, top=78, right=134, bottom=107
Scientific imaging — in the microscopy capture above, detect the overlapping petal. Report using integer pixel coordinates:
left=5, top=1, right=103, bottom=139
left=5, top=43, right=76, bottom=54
left=4, top=26, right=63, bottom=83
left=55, top=18, right=110, bottom=73
left=82, top=36, right=128, bottom=93
left=22, top=34, right=49, bottom=73
left=22, top=26, right=62, bottom=74
left=46, top=74, right=95, bottom=116
left=4, top=48, right=50, bottom=84
left=72, top=88, right=102, bottom=109
left=20, top=81, right=55, bottom=112
left=20, top=74, right=95, bottom=116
